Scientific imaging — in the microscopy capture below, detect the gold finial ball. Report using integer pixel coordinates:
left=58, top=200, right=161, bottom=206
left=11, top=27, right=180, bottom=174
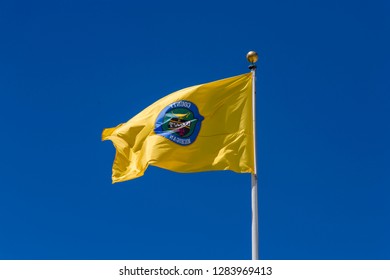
left=246, top=51, right=258, bottom=64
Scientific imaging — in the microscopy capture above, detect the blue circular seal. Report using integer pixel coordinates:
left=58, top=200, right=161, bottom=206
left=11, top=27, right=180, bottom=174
left=154, top=100, right=204, bottom=146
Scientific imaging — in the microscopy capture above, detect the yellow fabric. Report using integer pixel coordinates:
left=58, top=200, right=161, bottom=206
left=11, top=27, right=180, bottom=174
left=102, top=73, right=254, bottom=183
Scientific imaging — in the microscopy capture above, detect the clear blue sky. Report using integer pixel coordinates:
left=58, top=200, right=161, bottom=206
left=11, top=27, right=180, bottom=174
left=0, top=0, right=389, bottom=260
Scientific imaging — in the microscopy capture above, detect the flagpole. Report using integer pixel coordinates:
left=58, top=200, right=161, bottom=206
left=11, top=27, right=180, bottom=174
left=247, top=51, right=259, bottom=260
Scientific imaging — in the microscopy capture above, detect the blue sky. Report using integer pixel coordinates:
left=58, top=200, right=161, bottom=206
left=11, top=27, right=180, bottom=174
left=0, top=0, right=389, bottom=260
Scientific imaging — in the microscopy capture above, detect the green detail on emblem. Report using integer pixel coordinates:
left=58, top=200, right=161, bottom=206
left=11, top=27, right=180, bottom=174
left=162, top=108, right=198, bottom=138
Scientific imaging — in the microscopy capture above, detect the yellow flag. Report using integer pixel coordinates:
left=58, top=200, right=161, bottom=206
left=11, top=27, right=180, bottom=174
left=102, top=73, right=254, bottom=183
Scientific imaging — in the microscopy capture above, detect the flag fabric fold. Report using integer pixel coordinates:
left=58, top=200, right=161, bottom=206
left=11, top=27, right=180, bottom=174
left=102, top=73, right=254, bottom=183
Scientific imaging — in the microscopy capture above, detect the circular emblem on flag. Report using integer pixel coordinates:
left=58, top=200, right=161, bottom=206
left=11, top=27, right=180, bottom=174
left=154, top=100, right=204, bottom=146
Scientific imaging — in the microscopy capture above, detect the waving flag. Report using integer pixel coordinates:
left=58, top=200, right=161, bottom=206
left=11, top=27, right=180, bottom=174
left=102, top=73, right=254, bottom=183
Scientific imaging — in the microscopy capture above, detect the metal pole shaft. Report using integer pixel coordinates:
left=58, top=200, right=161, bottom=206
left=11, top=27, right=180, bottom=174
left=250, top=65, right=259, bottom=260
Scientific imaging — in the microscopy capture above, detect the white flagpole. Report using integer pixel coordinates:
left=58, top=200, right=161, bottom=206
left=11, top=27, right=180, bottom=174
left=247, top=51, right=259, bottom=260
